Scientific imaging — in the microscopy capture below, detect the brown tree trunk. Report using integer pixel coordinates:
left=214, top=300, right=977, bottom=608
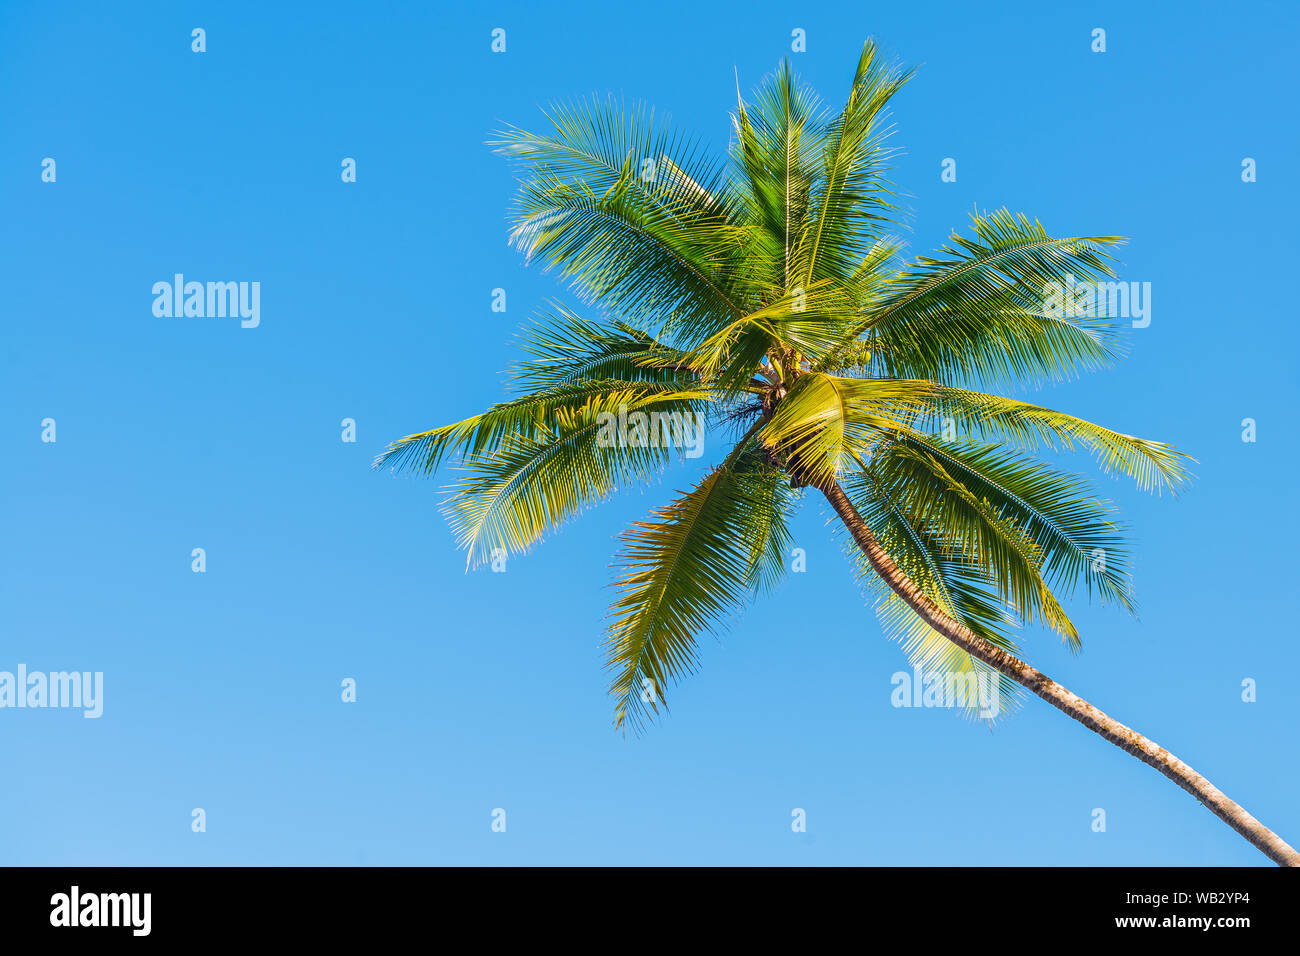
left=817, top=477, right=1300, bottom=867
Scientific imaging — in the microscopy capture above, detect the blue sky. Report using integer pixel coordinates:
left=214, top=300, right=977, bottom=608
left=2, top=0, right=1296, bottom=865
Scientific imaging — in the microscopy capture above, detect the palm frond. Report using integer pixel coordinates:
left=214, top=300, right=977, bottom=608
left=841, top=469, right=1022, bottom=717
left=606, top=435, right=791, bottom=733
left=868, top=442, right=1080, bottom=647
left=443, top=387, right=714, bottom=566
left=374, top=380, right=701, bottom=477
left=926, top=387, right=1195, bottom=494
left=494, top=97, right=750, bottom=340
left=796, top=40, right=911, bottom=284
left=821, top=210, right=1126, bottom=389
left=511, top=304, right=698, bottom=392
left=896, top=434, right=1136, bottom=612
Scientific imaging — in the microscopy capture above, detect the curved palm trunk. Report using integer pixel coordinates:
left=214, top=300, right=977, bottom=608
left=817, top=478, right=1300, bottom=867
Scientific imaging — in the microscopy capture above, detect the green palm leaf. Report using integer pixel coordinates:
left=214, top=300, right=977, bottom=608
left=511, top=305, right=699, bottom=391
left=895, top=435, right=1136, bottom=611
left=605, top=435, right=793, bottom=733
left=494, top=97, right=749, bottom=338
left=927, top=386, right=1194, bottom=494
left=796, top=40, right=911, bottom=284
left=444, top=387, right=713, bottom=566
left=841, top=468, right=1022, bottom=717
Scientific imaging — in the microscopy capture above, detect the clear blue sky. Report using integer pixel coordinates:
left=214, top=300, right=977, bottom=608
left=2, top=0, right=1296, bottom=866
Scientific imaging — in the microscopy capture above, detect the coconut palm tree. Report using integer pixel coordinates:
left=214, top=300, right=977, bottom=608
left=377, top=43, right=1298, bottom=866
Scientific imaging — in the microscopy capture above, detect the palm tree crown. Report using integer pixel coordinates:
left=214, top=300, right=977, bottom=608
left=377, top=42, right=1193, bottom=734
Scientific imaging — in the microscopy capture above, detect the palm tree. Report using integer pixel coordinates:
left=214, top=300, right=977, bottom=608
left=377, top=43, right=1298, bottom=866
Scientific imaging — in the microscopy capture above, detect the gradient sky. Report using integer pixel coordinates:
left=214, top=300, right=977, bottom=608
left=2, top=0, right=1297, bottom=865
